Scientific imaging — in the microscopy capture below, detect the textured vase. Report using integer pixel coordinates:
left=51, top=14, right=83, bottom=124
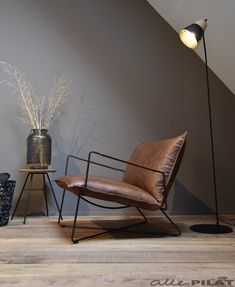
left=27, top=129, right=51, bottom=169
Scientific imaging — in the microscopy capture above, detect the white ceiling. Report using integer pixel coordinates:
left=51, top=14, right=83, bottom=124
left=147, top=0, right=235, bottom=94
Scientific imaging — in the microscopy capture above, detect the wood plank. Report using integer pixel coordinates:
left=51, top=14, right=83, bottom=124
left=0, top=263, right=235, bottom=287
left=1, top=250, right=235, bottom=264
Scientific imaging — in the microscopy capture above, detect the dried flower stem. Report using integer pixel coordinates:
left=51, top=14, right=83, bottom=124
left=0, top=62, right=72, bottom=130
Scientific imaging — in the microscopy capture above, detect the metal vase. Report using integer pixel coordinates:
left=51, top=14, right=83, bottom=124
left=27, top=129, right=51, bottom=169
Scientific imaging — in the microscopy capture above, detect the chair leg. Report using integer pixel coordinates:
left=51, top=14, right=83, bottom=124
left=160, top=209, right=181, bottom=236
left=136, top=208, right=147, bottom=223
left=59, top=197, right=180, bottom=243
left=58, top=189, right=66, bottom=225
left=122, top=208, right=181, bottom=237
left=67, top=203, right=147, bottom=244
left=45, top=173, right=63, bottom=221
left=128, top=209, right=181, bottom=237
left=71, top=196, right=81, bottom=244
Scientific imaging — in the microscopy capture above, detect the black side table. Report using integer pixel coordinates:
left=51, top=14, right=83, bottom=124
left=11, top=168, right=62, bottom=224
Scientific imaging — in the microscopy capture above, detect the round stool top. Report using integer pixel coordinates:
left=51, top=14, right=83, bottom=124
left=19, top=168, right=56, bottom=174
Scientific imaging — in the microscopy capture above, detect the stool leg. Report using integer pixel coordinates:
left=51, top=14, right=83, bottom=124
left=23, top=173, right=33, bottom=224
left=45, top=173, right=63, bottom=220
left=42, top=174, right=49, bottom=216
left=11, top=173, right=30, bottom=220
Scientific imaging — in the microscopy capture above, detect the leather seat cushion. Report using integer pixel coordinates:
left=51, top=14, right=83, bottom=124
left=55, top=175, right=159, bottom=211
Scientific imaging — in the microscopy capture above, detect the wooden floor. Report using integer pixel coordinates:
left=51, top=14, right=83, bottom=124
left=0, top=215, right=235, bottom=287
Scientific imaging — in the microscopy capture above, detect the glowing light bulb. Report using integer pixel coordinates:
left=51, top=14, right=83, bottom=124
left=179, top=29, right=198, bottom=49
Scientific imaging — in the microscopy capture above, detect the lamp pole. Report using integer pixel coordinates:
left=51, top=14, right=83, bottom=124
left=202, top=34, right=219, bottom=226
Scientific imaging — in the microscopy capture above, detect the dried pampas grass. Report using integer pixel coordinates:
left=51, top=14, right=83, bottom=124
left=0, top=62, right=72, bottom=130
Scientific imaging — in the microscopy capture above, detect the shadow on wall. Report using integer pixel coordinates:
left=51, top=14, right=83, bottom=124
left=171, top=180, right=214, bottom=215
left=49, top=94, right=109, bottom=215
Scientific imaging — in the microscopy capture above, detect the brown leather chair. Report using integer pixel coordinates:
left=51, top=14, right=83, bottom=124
left=55, top=132, right=187, bottom=243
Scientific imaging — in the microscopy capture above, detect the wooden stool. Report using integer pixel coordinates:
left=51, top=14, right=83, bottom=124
left=11, top=169, right=62, bottom=224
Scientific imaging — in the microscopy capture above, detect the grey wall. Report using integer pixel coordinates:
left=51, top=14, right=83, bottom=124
left=0, top=0, right=234, bottom=216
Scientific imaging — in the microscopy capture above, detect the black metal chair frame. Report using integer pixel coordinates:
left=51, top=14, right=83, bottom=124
left=58, top=151, right=181, bottom=244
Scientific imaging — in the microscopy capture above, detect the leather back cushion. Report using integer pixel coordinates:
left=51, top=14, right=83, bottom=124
left=123, top=132, right=187, bottom=205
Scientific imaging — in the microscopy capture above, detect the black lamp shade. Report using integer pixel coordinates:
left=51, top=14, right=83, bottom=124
left=179, top=19, right=207, bottom=49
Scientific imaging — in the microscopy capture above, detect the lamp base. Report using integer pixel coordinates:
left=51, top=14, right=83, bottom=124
left=190, top=224, right=233, bottom=234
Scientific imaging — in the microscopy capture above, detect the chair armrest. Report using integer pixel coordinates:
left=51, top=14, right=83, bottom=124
left=88, top=151, right=165, bottom=176
left=86, top=151, right=166, bottom=188
left=64, top=154, right=125, bottom=176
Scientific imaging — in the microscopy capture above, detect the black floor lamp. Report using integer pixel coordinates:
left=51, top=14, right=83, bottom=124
left=179, top=19, right=233, bottom=234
